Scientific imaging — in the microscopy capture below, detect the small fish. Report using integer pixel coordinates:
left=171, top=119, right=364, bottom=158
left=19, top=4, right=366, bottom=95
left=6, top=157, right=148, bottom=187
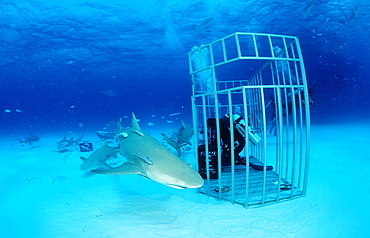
left=15, top=109, right=22, bottom=113
left=4, top=109, right=11, bottom=113
left=105, top=120, right=117, bottom=127
left=148, top=122, right=154, bottom=126
left=131, top=153, right=153, bottom=165
left=169, top=112, right=181, bottom=116
left=131, top=129, right=144, bottom=137
left=100, top=90, right=118, bottom=97
left=116, top=132, right=129, bottom=138
left=26, top=177, right=42, bottom=184
left=50, top=175, right=69, bottom=184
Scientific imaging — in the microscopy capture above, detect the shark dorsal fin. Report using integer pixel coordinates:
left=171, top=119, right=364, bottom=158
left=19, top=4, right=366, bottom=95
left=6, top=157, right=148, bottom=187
left=131, top=113, right=142, bottom=131
left=116, top=118, right=122, bottom=133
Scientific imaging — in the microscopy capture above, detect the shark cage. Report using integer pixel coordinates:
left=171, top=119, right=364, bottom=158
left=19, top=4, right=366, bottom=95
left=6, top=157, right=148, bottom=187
left=189, top=32, right=311, bottom=208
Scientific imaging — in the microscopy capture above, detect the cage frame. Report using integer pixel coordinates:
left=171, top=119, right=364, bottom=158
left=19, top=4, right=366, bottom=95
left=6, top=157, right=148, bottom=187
left=189, top=32, right=311, bottom=208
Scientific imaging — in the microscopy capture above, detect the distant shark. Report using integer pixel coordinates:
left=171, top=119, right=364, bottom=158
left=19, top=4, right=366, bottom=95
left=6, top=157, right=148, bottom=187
left=57, top=135, right=83, bottom=146
left=161, top=121, right=193, bottom=156
left=80, top=141, right=120, bottom=171
left=301, top=0, right=323, bottom=19
left=193, top=17, right=213, bottom=34
left=54, top=135, right=83, bottom=152
left=95, top=130, right=115, bottom=141
left=192, top=3, right=221, bottom=35
left=339, top=3, right=363, bottom=24
left=16, top=133, right=39, bottom=146
left=92, top=113, right=204, bottom=189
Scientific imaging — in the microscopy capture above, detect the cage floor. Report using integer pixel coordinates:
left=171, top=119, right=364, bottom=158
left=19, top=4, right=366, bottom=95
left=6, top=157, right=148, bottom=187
left=199, top=157, right=303, bottom=207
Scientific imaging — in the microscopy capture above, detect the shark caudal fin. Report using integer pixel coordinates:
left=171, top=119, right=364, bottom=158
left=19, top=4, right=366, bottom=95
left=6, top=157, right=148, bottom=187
left=16, top=138, right=25, bottom=145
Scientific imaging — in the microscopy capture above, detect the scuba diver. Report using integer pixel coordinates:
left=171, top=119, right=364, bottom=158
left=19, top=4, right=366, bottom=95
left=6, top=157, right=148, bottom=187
left=206, top=115, right=246, bottom=165
left=198, top=113, right=273, bottom=179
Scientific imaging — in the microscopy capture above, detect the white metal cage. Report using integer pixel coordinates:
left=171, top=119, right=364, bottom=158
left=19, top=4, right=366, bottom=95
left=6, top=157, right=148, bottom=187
left=189, top=32, right=311, bottom=208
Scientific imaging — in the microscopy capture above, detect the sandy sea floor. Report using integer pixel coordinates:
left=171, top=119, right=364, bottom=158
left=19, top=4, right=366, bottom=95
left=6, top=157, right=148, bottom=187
left=1, top=122, right=370, bottom=238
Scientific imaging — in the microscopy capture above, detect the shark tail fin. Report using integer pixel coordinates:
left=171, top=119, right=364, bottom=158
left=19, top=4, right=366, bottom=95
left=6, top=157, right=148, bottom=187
left=131, top=113, right=142, bottom=131
left=77, top=134, right=83, bottom=141
left=50, top=175, right=56, bottom=184
left=161, top=133, right=181, bottom=156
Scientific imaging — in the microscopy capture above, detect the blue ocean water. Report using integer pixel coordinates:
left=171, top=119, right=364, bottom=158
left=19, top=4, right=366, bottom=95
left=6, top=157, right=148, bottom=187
left=1, top=0, right=369, bottom=136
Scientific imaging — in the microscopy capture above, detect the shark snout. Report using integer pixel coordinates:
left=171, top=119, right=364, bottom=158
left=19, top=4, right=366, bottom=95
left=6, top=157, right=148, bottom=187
left=166, top=173, right=204, bottom=189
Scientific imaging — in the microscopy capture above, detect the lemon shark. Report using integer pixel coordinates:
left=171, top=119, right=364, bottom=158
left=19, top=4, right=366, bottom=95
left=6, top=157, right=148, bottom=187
left=92, top=113, right=204, bottom=189
left=16, top=133, right=39, bottom=146
left=80, top=141, right=120, bottom=171
left=161, top=120, right=193, bottom=157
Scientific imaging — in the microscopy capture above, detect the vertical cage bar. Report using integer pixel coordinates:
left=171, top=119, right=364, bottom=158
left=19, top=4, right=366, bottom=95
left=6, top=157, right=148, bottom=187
left=192, top=96, right=200, bottom=181
left=201, top=95, right=210, bottom=196
left=260, top=87, right=268, bottom=204
left=252, top=34, right=259, bottom=57
left=235, top=33, right=242, bottom=58
left=215, top=93, right=223, bottom=200
left=276, top=88, right=284, bottom=201
left=228, top=90, right=235, bottom=204
left=242, top=88, right=250, bottom=208
left=289, top=86, right=298, bottom=198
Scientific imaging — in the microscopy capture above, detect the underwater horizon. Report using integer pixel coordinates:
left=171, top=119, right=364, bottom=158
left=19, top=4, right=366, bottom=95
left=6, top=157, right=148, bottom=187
left=1, top=0, right=370, bottom=136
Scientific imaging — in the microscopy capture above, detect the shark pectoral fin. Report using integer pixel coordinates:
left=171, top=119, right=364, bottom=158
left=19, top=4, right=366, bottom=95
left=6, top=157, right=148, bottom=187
left=102, top=162, right=112, bottom=169
left=82, top=171, right=96, bottom=177
left=176, top=148, right=182, bottom=157
left=131, top=153, right=153, bottom=165
left=92, top=162, right=140, bottom=175
left=161, top=133, right=180, bottom=151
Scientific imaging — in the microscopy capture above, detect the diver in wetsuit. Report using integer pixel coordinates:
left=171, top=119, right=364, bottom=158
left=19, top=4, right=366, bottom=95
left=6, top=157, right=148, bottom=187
left=206, top=115, right=246, bottom=165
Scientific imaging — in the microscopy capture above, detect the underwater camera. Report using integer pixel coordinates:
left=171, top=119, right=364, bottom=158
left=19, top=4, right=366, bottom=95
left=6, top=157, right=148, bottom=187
left=79, top=142, right=94, bottom=152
